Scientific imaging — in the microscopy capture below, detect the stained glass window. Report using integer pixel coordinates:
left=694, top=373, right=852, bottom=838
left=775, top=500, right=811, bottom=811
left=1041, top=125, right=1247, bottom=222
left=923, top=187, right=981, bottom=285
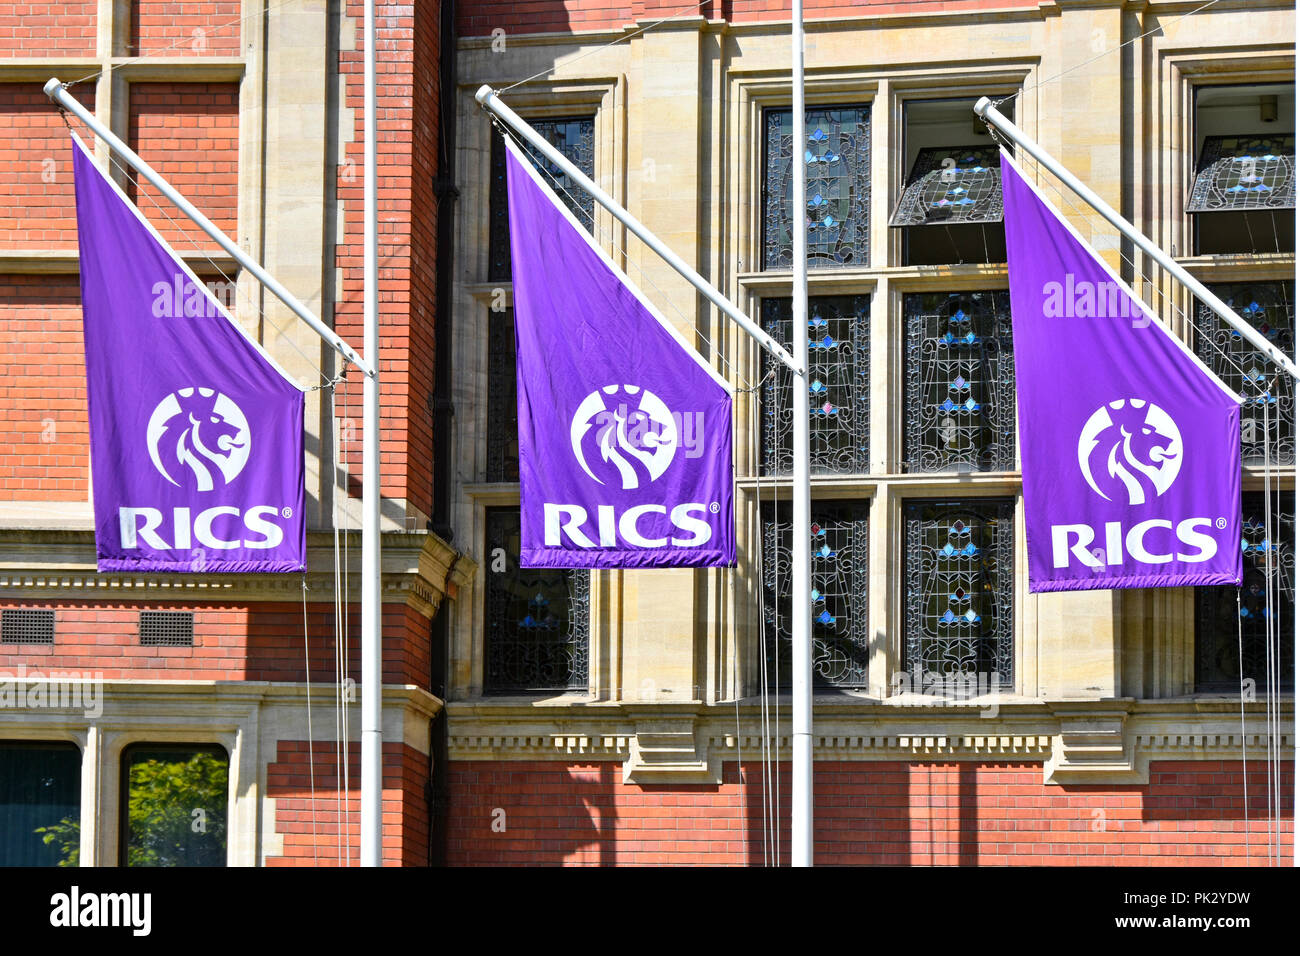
left=1194, top=282, right=1294, bottom=466
left=486, top=308, right=519, bottom=482
left=489, top=117, right=596, bottom=281
left=904, top=291, right=1016, bottom=473
left=903, top=499, right=1014, bottom=687
left=0, top=742, right=80, bottom=867
left=763, top=106, right=871, bottom=269
left=1187, top=134, right=1295, bottom=213
left=762, top=501, right=870, bottom=688
left=760, top=296, right=870, bottom=476
left=1196, top=492, right=1294, bottom=691
left=484, top=507, right=590, bottom=693
left=890, top=145, right=1003, bottom=226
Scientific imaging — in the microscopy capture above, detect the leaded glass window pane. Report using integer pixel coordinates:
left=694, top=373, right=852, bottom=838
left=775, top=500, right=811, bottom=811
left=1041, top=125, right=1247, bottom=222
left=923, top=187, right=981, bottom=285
left=0, top=742, right=80, bottom=867
left=890, top=145, right=1003, bottom=226
left=904, top=291, right=1016, bottom=473
left=1194, top=282, right=1294, bottom=466
left=1196, top=492, right=1295, bottom=692
left=484, top=507, right=590, bottom=693
left=763, top=106, right=871, bottom=270
left=760, top=296, right=870, bottom=476
left=903, top=499, right=1014, bottom=687
left=489, top=117, right=596, bottom=281
left=1186, top=134, right=1295, bottom=213
left=122, top=745, right=228, bottom=867
left=762, top=501, right=869, bottom=688
left=486, top=308, right=518, bottom=482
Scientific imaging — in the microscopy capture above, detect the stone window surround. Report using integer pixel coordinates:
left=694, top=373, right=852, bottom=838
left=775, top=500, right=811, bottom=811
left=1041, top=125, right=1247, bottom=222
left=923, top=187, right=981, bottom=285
left=0, top=680, right=438, bottom=866
left=452, top=77, right=622, bottom=702
left=732, top=67, right=1034, bottom=700
left=1126, top=49, right=1296, bottom=698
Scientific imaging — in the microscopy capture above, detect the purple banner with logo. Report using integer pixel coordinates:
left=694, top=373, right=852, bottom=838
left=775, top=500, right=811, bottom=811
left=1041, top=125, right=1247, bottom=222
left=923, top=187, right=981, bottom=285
left=72, top=134, right=305, bottom=573
left=1002, top=152, right=1242, bottom=592
left=505, top=137, right=734, bottom=568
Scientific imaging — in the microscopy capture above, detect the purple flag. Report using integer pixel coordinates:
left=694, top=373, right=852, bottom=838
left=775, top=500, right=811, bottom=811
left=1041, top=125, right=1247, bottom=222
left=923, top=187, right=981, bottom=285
left=72, top=134, right=305, bottom=573
left=505, top=137, right=734, bottom=568
left=1002, top=152, right=1242, bottom=591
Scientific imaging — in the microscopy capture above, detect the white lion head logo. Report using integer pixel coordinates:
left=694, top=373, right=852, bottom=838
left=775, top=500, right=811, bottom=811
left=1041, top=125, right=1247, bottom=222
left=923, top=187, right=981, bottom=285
left=570, top=385, right=678, bottom=490
left=146, top=387, right=251, bottom=492
left=1077, top=399, right=1182, bottom=505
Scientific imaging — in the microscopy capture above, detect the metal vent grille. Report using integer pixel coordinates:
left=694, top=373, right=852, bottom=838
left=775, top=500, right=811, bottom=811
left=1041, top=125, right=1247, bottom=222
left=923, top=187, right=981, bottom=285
left=139, top=611, right=194, bottom=647
left=1, top=608, right=55, bottom=645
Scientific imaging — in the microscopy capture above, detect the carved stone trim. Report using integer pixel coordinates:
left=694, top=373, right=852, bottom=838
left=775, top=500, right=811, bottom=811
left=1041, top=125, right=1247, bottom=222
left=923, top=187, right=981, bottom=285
left=446, top=699, right=1294, bottom=788
left=0, top=529, right=471, bottom=620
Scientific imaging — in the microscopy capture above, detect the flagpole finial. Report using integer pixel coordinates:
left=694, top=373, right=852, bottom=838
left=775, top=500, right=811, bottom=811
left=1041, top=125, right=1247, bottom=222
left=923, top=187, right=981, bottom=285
left=43, top=77, right=63, bottom=101
left=973, top=96, right=992, bottom=118
left=475, top=85, right=495, bottom=106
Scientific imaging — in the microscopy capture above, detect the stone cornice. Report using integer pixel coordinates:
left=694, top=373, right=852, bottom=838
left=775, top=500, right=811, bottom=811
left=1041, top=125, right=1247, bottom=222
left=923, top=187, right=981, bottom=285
left=0, top=528, right=472, bottom=618
left=0, top=677, right=442, bottom=715
left=445, top=697, right=1294, bottom=784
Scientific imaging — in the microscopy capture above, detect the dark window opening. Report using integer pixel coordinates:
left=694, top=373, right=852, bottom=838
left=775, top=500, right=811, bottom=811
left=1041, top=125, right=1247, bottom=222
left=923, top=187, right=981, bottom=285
left=895, top=98, right=1010, bottom=266
left=486, top=308, right=519, bottom=483
left=120, top=744, right=229, bottom=867
left=488, top=117, right=596, bottom=282
left=1196, top=492, right=1294, bottom=693
left=1191, top=85, right=1296, bottom=255
left=483, top=507, right=589, bottom=693
left=0, top=742, right=81, bottom=867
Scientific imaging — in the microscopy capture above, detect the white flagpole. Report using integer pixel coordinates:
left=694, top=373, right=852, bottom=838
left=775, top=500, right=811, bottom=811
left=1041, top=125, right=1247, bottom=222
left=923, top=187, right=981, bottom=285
left=975, top=94, right=1300, bottom=866
left=45, top=64, right=385, bottom=865
left=975, top=98, right=1299, bottom=383
left=789, top=0, right=814, bottom=869
left=359, top=0, right=383, bottom=868
left=475, top=87, right=798, bottom=373
left=478, top=74, right=815, bottom=866
left=43, top=79, right=372, bottom=378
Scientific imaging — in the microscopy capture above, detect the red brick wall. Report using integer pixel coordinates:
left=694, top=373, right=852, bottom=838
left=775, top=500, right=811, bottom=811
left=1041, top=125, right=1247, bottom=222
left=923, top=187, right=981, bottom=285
left=333, top=0, right=440, bottom=517
left=127, top=82, right=240, bottom=250
left=456, top=0, right=1039, bottom=37
left=132, top=0, right=242, bottom=56
left=0, top=274, right=88, bottom=500
left=0, top=2, right=97, bottom=58
left=0, top=83, right=95, bottom=252
left=0, top=598, right=430, bottom=685
left=444, top=760, right=1294, bottom=866
left=266, top=740, right=430, bottom=866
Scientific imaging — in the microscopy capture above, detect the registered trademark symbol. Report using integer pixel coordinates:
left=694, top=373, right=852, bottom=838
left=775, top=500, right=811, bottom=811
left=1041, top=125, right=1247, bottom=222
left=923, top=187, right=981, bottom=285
left=1216, top=516, right=1227, bottom=529
left=282, top=507, right=293, bottom=518
left=709, top=502, right=720, bottom=514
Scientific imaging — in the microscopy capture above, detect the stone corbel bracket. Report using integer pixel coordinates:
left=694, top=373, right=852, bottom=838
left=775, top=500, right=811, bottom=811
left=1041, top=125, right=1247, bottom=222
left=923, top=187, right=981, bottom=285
left=1044, top=704, right=1143, bottom=785
left=622, top=711, right=721, bottom=784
